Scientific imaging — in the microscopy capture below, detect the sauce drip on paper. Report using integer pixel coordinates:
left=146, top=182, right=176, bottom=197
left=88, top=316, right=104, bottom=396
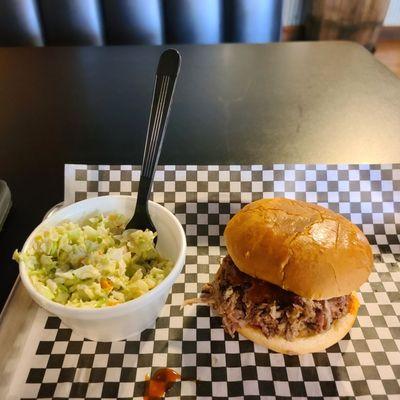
left=144, top=368, right=181, bottom=400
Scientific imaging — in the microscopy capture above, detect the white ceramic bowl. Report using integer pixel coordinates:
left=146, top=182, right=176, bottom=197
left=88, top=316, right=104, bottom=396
left=19, top=195, right=186, bottom=341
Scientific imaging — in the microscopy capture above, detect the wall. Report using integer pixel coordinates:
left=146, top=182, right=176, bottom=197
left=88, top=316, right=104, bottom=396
left=384, top=0, right=400, bottom=25
left=282, top=0, right=305, bottom=26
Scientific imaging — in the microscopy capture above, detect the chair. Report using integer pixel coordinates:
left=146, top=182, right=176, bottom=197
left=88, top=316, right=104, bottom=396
left=0, top=0, right=283, bottom=46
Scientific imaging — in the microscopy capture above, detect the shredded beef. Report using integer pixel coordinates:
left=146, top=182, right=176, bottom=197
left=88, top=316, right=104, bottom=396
left=200, top=255, right=351, bottom=340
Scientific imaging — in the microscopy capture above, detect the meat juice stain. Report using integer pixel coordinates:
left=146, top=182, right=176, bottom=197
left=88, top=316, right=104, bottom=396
left=144, top=368, right=181, bottom=400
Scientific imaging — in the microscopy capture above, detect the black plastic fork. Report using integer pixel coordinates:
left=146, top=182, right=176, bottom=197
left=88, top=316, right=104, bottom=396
left=126, top=49, right=181, bottom=234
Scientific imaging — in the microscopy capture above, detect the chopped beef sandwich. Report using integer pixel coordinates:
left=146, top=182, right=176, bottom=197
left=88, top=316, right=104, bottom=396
left=187, top=198, right=373, bottom=355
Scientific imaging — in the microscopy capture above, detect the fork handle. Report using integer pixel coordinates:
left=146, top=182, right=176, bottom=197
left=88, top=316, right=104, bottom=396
left=136, top=49, right=181, bottom=205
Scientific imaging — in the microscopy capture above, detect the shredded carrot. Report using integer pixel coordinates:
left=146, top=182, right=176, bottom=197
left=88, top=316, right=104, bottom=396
left=100, top=277, right=113, bottom=291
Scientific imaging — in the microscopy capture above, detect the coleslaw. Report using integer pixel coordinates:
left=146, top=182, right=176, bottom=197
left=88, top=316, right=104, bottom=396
left=13, top=213, right=173, bottom=308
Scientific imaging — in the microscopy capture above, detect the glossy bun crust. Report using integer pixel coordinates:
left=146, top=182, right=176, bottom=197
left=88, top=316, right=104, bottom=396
left=224, top=198, right=373, bottom=300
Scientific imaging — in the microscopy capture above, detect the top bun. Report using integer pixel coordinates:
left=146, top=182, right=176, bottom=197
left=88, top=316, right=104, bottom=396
left=224, top=198, right=373, bottom=300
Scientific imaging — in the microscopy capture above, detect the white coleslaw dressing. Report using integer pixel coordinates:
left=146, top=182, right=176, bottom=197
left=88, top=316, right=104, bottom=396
left=14, top=214, right=173, bottom=308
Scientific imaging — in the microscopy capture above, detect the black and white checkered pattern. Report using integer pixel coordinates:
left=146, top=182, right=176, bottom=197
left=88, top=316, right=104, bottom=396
left=19, top=164, right=400, bottom=399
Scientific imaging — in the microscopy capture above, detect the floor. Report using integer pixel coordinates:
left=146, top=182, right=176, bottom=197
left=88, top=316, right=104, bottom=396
left=375, top=40, right=400, bottom=77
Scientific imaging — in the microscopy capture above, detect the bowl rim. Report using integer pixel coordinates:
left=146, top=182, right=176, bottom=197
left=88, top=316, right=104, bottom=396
left=19, top=195, right=186, bottom=316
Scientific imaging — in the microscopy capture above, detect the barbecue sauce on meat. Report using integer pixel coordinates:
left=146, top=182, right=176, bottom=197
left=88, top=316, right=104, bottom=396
left=222, top=255, right=300, bottom=306
left=201, top=255, right=350, bottom=340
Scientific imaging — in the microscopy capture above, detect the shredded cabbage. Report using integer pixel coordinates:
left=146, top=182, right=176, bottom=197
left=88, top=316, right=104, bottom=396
left=13, top=213, right=173, bottom=308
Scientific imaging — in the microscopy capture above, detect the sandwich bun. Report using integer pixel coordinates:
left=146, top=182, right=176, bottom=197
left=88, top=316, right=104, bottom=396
left=237, top=292, right=360, bottom=355
left=224, top=198, right=373, bottom=300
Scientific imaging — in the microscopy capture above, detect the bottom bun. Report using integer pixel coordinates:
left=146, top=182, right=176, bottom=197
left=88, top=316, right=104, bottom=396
left=237, top=293, right=359, bottom=355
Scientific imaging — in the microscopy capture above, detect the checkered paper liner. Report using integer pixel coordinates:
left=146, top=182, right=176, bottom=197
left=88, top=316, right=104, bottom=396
left=12, top=164, right=400, bottom=400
